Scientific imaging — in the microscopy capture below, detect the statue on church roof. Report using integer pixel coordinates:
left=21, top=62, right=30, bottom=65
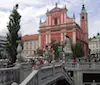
left=55, top=2, right=58, bottom=7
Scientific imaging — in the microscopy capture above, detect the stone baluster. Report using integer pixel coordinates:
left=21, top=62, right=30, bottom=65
left=92, top=63, right=95, bottom=69
left=77, top=63, right=80, bottom=70
left=52, top=63, right=55, bottom=76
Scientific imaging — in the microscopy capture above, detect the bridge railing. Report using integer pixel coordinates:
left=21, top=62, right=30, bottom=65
left=83, top=82, right=100, bottom=85
left=65, top=62, right=100, bottom=70
left=20, top=62, right=74, bottom=85
left=61, top=65, right=74, bottom=85
left=0, top=62, right=32, bottom=85
left=20, top=69, right=38, bottom=85
left=0, top=67, right=19, bottom=85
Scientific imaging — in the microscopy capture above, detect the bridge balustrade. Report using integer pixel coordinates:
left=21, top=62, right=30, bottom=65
left=20, top=63, right=74, bottom=85
left=0, top=67, right=19, bottom=85
left=65, top=62, right=100, bottom=70
left=83, top=82, right=100, bottom=85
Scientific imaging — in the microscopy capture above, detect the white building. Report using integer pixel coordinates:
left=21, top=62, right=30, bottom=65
left=89, top=33, right=100, bottom=56
left=0, top=36, right=7, bottom=58
left=22, top=34, right=39, bottom=57
left=0, top=36, right=6, bottom=49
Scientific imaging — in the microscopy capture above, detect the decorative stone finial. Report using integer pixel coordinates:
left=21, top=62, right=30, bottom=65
left=73, top=13, right=75, bottom=20
left=55, top=2, right=58, bottom=7
left=40, top=18, right=42, bottom=24
left=65, top=5, right=66, bottom=9
left=64, top=5, right=68, bottom=11
left=46, top=9, right=49, bottom=15
left=47, top=9, right=49, bottom=13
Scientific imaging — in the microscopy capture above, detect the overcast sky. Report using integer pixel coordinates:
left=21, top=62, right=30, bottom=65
left=0, top=0, right=100, bottom=37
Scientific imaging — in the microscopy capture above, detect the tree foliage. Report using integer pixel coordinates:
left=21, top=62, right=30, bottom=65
left=72, top=41, right=84, bottom=58
left=50, top=40, right=61, bottom=59
left=36, top=48, right=44, bottom=56
left=5, top=4, right=21, bottom=63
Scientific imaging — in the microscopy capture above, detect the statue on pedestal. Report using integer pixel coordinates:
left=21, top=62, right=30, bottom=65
left=16, top=40, right=24, bottom=63
left=63, top=35, right=73, bottom=61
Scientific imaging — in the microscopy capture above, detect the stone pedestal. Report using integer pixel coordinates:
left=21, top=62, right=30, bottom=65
left=63, top=35, right=73, bottom=62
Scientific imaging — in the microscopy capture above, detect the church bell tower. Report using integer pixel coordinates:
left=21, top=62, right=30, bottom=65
left=80, top=4, right=88, bottom=43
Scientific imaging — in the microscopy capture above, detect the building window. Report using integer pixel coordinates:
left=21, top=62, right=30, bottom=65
left=26, top=42, right=28, bottom=49
left=54, top=17, right=58, bottom=25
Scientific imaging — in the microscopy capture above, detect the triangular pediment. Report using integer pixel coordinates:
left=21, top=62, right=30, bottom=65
left=49, top=7, right=62, bottom=13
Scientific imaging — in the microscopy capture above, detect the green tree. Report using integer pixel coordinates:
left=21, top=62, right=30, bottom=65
left=50, top=40, right=60, bottom=60
left=5, top=4, right=21, bottom=63
left=72, top=41, right=84, bottom=58
left=36, top=48, right=44, bottom=56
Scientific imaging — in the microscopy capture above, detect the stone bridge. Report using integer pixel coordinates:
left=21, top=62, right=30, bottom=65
left=65, top=62, right=100, bottom=85
left=1, top=62, right=100, bottom=85
left=20, top=62, right=74, bottom=85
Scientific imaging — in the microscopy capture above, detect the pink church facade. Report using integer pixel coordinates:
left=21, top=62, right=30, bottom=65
left=39, top=4, right=89, bottom=56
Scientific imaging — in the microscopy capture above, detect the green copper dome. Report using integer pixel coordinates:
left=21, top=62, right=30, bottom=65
left=81, top=5, right=87, bottom=13
left=95, top=33, right=100, bottom=38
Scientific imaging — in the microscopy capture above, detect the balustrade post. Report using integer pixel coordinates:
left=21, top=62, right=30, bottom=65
left=77, top=63, right=80, bottom=70
left=37, top=70, right=41, bottom=85
left=92, top=63, right=95, bottom=69
left=52, top=63, right=55, bottom=76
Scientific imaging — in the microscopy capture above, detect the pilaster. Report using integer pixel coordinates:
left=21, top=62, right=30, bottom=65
left=39, top=34, right=41, bottom=48
left=61, top=32, right=63, bottom=41
left=72, top=28, right=76, bottom=44
left=46, top=31, right=51, bottom=44
left=61, top=30, right=66, bottom=41
left=46, top=34, right=48, bottom=45
left=49, top=33, right=51, bottom=43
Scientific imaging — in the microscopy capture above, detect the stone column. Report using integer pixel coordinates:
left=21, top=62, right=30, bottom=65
left=39, top=35, right=41, bottom=48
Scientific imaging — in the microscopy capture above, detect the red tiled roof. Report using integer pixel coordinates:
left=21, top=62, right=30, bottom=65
left=22, top=34, right=39, bottom=41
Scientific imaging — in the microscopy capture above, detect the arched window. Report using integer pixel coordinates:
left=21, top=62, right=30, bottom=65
left=54, top=17, right=58, bottom=25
